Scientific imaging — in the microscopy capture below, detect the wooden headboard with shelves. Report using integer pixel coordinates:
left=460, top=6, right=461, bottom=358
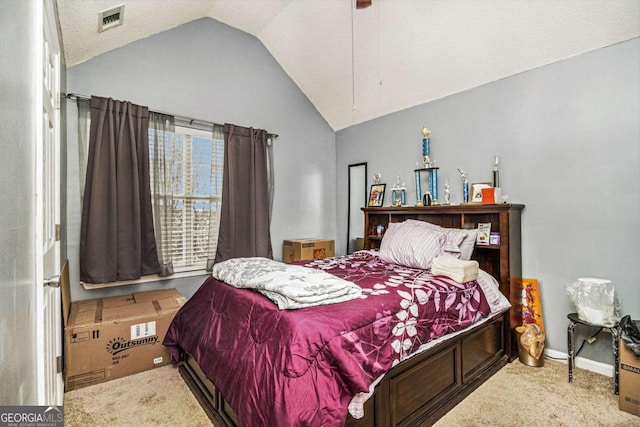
left=362, top=203, right=524, bottom=359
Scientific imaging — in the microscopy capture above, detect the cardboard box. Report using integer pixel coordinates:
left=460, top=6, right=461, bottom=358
left=283, top=239, right=335, bottom=263
left=619, top=338, right=640, bottom=416
left=61, top=264, right=186, bottom=391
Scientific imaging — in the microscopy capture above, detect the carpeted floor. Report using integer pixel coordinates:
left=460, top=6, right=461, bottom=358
left=63, top=364, right=211, bottom=426
left=433, top=358, right=638, bottom=427
left=64, top=358, right=639, bottom=426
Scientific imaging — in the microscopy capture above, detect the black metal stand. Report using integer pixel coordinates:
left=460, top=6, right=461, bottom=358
left=567, top=312, right=621, bottom=394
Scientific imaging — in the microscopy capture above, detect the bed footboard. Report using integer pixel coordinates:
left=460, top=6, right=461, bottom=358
left=178, top=314, right=506, bottom=427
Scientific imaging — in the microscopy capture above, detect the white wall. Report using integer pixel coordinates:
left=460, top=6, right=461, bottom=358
left=336, top=38, right=640, bottom=365
left=66, top=18, right=336, bottom=302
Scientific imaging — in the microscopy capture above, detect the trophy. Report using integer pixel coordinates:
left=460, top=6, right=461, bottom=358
left=458, top=168, right=469, bottom=204
left=390, top=174, right=406, bottom=207
left=444, top=179, right=451, bottom=205
left=422, top=126, right=431, bottom=168
left=373, top=172, right=381, bottom=185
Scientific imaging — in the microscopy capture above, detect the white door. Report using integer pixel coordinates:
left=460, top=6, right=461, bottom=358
left=36, top=0, right=63, bottom=406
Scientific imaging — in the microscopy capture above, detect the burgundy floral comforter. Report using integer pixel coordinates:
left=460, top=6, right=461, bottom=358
left=163, top=252, right=491, bottom=427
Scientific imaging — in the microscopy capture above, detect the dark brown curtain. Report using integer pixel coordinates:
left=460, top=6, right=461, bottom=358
left=215, top=124, right=273, bottom=263
left=80, top=96, right=160, bottom=283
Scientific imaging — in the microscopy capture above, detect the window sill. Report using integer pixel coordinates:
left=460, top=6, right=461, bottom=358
left=81, top=268, right=209, bottom=290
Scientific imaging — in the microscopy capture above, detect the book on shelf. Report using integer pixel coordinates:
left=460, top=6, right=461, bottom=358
left=476, top=222, right=491, bottom=245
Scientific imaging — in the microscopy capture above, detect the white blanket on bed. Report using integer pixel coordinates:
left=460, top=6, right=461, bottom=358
left=211, top=257, right=362, bottom=309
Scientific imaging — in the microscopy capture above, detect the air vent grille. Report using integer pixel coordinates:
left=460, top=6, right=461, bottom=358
left=98, top=4, right=124, bottom=33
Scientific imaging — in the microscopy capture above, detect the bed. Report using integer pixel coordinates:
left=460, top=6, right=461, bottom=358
left=164, top=209, right=522, bottom=426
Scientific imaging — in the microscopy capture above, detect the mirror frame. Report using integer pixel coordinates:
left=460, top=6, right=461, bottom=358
left=347, top=162, right=368, bottom=255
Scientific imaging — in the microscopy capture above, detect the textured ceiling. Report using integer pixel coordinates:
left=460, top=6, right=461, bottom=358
left=56, top=0, right=640, bottom=130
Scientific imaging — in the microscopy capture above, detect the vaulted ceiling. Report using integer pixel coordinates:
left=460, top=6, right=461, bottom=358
left=56, top=0, right=640, bottom=130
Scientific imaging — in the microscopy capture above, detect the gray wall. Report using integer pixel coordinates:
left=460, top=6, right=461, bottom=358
left=336, top=38, right=640, bottom=365
left=0, top=0, right=38, bottom=405
left=66, top=18, right=336, bottom=302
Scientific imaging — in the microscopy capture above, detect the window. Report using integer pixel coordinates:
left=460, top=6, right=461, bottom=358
left=149, top=125, right=224, bottom=272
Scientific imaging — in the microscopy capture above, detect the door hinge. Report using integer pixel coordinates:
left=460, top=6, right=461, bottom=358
left=56, top=355, right=63, bottom=374
left=55, top=93, right=61, bottom=110
left=55, top=224, right=60, bottom=241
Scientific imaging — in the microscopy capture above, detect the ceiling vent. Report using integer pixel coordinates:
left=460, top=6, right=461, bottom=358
left=98, top=4, right=124, bottom=33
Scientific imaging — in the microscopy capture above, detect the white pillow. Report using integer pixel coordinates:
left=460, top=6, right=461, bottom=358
left=403, top=219, right=477, bottom=260
left=457, top=229, right=478, bottom=261
left=379, top=221, right=446, bottom=269
left=403, top=220, right=466, bottom=256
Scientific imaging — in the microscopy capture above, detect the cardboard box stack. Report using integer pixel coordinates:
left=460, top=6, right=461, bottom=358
left=619, top=338, right=640, bottom=416
left=61, top=266, right=186, bottom=391
left=282, top=239, right=335, bottom=263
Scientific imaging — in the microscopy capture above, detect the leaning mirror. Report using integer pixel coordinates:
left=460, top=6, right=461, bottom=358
left=347, top=162, right=367, bottom=254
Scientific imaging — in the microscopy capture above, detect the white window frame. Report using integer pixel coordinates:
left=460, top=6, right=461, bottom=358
left=169, top=125, right=223, bottom=273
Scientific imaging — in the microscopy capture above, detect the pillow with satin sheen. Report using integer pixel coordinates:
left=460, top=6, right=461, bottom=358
left=378, top=221, right=447, bottom=269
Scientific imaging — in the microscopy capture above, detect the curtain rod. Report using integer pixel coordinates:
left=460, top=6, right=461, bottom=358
left=64, top=93, right=279, bottom=139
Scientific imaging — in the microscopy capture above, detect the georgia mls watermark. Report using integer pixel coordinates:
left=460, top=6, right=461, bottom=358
left=0, top=406, right=63, bottom=427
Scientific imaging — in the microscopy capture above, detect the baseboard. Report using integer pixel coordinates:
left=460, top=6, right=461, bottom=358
left=544, top=348, right=615, bottom=378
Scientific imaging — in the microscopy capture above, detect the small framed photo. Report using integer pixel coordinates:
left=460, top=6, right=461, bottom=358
left=470, top=182, right=492, bottom=203
left=368, top=184, right=386, bottom=207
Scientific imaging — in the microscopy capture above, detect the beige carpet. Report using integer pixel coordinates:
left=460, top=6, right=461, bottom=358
left=433, top=359, right=638, bottom=427
left=63, top=365, right=211, bottom=426
left=64, top=359, right=639, bottom=426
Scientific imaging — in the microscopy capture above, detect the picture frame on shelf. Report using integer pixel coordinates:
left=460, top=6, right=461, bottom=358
left=368, top=184, right=386, bottom=207
left=470, top=182, right=492, bottom=203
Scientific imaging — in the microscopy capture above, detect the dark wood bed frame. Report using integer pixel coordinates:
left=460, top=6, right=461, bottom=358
left=177, top=204, right=524, bottom=426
